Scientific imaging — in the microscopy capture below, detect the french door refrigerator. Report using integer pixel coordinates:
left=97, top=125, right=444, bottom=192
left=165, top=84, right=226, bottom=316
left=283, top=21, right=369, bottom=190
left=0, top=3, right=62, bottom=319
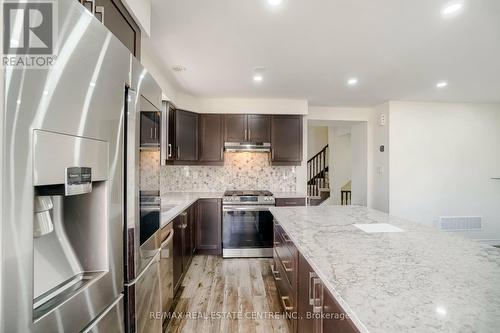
left=1, top=0, right=162, bottom=332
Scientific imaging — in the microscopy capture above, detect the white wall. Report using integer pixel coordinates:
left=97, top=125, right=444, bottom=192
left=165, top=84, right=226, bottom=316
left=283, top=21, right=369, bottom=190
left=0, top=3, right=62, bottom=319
left=307, top=126, right=328, bottom=159
left=140, top=38, right=178, bottom=101
left=329, top=127, right=352, bottom=204
left=351, top=122, right=368, bottom=206
left=370, top=103, right=390, bottom=212
left=389, top=102, right=500, bottom=242
left=184, top=97, right=309, bottom=115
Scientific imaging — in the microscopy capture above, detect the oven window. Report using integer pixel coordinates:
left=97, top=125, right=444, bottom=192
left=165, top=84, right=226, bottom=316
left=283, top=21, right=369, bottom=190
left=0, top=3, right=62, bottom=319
left=223, top=210, right=273, bottom=248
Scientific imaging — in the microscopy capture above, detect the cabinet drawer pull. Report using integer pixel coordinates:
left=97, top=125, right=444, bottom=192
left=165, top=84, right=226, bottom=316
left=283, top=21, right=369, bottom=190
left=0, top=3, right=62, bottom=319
left=168, top=144, right=172, bottom=157
left=282, top=260, right=293, bottom=272
left=312, top=277, right=323, bottom=313
left=270, top=265, right=282, bottom=281
left=280, top=296, right=293, bottom=311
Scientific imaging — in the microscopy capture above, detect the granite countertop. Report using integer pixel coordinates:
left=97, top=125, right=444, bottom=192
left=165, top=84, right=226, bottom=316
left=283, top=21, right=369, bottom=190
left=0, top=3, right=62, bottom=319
left=160, top=191, right=306, bottom=227
left=160, top=192, right=224, bottom=227
left=269, top=205, right=500, bottom=333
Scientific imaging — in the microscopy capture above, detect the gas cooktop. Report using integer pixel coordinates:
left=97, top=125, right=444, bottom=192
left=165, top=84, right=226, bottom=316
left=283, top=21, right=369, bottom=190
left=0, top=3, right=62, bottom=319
left=223, top=190, right=273, bottom=197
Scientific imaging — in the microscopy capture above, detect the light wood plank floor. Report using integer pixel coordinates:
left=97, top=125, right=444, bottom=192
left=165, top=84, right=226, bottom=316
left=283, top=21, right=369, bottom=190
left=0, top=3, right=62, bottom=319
left=165, top=255, right=290, bottom=333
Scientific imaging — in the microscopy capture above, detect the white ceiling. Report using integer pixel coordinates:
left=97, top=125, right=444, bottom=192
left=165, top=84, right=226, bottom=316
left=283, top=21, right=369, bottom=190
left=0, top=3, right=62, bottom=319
left=148, top=0, right=500, bottom=106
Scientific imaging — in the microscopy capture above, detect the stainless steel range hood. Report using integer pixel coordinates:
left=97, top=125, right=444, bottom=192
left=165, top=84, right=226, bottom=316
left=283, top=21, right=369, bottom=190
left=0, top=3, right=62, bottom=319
left=224, top=142, right=271, bottom=153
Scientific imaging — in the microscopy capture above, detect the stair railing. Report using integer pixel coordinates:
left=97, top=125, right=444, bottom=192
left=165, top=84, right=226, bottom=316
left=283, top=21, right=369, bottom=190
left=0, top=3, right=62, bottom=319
left=307, top=145, right=329, bottom=197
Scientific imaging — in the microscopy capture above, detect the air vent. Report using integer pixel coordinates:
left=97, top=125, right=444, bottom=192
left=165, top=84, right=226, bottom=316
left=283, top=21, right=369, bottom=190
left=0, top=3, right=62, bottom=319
left=438, top=216, right=482, bottom=231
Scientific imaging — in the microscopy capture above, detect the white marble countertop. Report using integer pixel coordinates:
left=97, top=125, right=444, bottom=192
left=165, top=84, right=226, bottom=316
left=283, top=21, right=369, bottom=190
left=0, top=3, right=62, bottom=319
left=160, top=192, right=223, bottom=228
left=269, top=205, right=500, bottom=333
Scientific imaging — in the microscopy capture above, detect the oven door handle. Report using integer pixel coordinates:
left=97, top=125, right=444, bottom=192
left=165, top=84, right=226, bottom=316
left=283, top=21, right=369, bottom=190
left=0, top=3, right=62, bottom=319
left=223, top=206, right=272, bottom=212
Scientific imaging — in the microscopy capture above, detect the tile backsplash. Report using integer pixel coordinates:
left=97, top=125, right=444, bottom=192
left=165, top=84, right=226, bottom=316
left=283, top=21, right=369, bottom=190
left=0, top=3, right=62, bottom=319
left=140, top=151, right=297, bottom=192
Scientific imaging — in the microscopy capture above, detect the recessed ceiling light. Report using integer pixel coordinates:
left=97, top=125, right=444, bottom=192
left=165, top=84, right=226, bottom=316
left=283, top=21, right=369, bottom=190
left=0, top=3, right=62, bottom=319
left=253, top=74, right=263, bottom=82
left=268, top=0, right=282, bottom=6
left=436, top=81, right=448, bottom=88
left=347, top=78, right=358, bottom=86
left=441, top=1, right=464, bottom=18
left=89, top=82, right=96, bottom=87
left=43, top=90, right=49, bottom=95
left=10, top=39, right=19, bottom=47
left=172, top=65, right=186, bottom=72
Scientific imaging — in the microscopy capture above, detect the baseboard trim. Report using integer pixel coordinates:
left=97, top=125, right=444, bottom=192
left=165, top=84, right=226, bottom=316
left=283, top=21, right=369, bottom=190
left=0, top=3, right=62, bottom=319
left=474, top=239, right=500, bottom=246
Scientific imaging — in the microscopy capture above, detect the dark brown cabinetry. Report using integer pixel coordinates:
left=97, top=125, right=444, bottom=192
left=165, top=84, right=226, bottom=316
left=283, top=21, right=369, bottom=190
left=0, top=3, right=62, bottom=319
left=163, top=102, right=177, bottom=161
left=79, top=0, right=141, bottom=58
left=140, top=112, right=160, bottom=147
left=271, top=115, right=303, bottom=165
left=272, top=221, right=298, bottom=333
left=224, top=114, right=247, bottom=142
left=247, top=115, right=271, bottom=142
left=196, top=199, right=222, bottom=255
left=275, top=233, right=360, bottom=333
left=175, top=110, right=199, bottom=162
left=172, top=213, right=185, bottom=293
left=224, top=114, right=271, bottom=142
left=172, top=206, right=196, bottom=294
left=275, top=197, right=306, bottom=207
left=199, top=114, right=224, bottom=163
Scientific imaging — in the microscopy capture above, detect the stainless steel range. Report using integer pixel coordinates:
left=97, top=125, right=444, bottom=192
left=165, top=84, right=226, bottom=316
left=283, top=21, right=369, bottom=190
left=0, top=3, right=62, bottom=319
left=222, top=190, right=275, bottom=258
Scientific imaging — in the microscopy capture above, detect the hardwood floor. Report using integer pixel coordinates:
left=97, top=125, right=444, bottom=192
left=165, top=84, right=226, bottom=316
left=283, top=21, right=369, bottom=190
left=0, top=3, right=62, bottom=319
left=165, top=255, right=290, bottom=333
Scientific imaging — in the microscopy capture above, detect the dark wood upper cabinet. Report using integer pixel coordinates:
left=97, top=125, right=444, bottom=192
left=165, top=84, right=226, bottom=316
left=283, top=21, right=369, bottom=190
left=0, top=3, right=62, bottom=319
left=199, top=114, right=224, bottom=163
left=140, top=112, right=160, bottom=147
left=164, top=103, right=177, bottom=161
left=175, top=110, right=198, bottom=162
left=271, top=115, right=303, bottom=165
left=224, top=114, right=271, bottom=143
left=93, top=0, right=141, bottom=58
left=224, top=114, right=247, bottom=142
left=247, top=115, right=271, bottom=142
left=196, top=199, right=222, bottom=255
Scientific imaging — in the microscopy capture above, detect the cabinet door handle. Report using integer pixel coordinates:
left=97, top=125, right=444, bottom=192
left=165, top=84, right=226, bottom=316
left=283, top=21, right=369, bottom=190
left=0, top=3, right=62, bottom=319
left=168, top=144, right=172, bottom=157
left=177, top=146, right=180, bottom=158
left=312, top=277, right=323, bottom=313
left=244, top=129, right=247, bottom=141
left=280, top=296, right=294, bottom=312
left=95, top=5, right=104, bottom=23
left=150, top=128, right=153, bottom=139
left=272, top=148, right=275, bottom=160
left=282, top=260, right=293, bottom=272
left=155, top=127, right=157, bottom=139
left=248, top=129, right=251, bottom=140
left=220, top=147, right=223, bottom=159
left=270, top=264, right=282, bottom=281
left=309, top=271, right=318, bottom=305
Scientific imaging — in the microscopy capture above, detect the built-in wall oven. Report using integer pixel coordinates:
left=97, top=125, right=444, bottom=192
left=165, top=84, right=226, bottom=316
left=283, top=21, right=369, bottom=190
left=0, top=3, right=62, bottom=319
left=222, top=191, right=275, bottom=258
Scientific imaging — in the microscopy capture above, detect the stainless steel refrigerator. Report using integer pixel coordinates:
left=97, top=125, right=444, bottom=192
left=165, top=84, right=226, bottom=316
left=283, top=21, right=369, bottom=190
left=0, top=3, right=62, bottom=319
left=1, top=0, right=162, bottom=332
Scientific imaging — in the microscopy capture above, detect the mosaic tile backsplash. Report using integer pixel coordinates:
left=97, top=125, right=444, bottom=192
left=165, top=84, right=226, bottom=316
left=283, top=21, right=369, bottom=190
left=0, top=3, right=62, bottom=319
left=140, top=151, right=297, bottom=192
left=140, top=150, right=160, bottom=191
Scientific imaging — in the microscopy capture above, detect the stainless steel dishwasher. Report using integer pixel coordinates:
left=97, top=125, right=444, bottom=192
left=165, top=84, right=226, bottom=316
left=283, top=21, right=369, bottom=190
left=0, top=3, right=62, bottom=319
left=160, top=222, right=174, bottom=317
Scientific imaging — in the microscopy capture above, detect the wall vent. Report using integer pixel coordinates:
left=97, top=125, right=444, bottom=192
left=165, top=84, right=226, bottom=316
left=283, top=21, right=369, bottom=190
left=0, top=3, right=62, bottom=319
left=438, top=216, right=483, bottom=231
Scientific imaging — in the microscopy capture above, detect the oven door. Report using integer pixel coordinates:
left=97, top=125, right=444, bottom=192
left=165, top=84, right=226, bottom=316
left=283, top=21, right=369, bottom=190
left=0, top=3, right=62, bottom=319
left=222, top=205, right=274, bottom=258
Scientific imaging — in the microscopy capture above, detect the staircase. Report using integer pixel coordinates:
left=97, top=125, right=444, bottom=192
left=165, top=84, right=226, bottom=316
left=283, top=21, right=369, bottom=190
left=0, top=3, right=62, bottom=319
left=307, top=145, right=330, bottom=206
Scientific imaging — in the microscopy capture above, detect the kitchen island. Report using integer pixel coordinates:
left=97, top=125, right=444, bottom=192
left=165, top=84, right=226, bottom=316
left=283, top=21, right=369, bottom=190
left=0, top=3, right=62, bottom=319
left=269, top=205, right=500, bottom=333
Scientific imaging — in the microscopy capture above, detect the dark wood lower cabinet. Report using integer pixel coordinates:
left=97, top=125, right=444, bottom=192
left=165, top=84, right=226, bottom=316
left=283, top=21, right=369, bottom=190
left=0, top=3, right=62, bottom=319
left=276, top=232, right=360, bottom=333
left=275, top=197, right=306, bottom=207
left=196, top=199, right=222, bottom=255
left=172, top=214, right=184, bottom=293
